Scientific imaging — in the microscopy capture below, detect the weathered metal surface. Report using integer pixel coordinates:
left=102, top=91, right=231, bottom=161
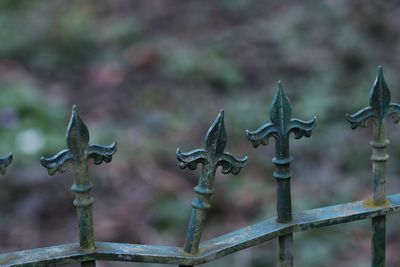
left=346, top=66, right=400, bottom=267
left=176, top=110, right=247, bottom=267
left=346, top=66, right=399, bottom=205
left=246, top=81, right=316, bottom=267
left=0, top=69, right=398, bottom=267
left=40, top=106, right=117, bottom=267
left=0, top=153, right=12, bottom=175
left=371, top=216, right=385, bottom=267
left=2, top=193, right=400, bottom=266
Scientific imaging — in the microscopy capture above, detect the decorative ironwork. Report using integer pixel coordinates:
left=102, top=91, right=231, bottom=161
left=176, top=110, right=247, bottom=267
left=246, top=81, right=316, bottom=267
left=41, top=105, right=117, bottom=267
left=0, top=68, right=398, bottom=267
left=346, top=66, right=400, bottom=267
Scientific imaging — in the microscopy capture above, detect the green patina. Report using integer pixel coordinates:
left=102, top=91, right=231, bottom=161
left=176, top=110, right=247, bottom=267
left=1, top=193, right=400, bottom=266
left=246, top=81, right=316, bottom=267
left=0, top=67, right=398, bottom=267
left=346, top=66, right=400, bottom=267
left=40, top=106, right=117, bottom=267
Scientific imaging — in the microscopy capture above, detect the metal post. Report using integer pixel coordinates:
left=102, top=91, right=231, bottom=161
left=274, top=157, right=293, bottom=266
left=247, top=81, right=316, bottom=267
left=41, top=106, right=117, bottom=267
left=370, top=120, right=388, bottom=267
left=73, top=162, right=96, bottom=267
left=177, top=110, right=247, bottom=267
left=346, top=66, right=400, bottom=267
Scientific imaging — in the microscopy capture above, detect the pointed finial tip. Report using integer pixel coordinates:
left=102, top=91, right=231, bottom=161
left=71, top=105, right=79, bottom=118
left=215, top=109, right=224, bottom=122
left=277, top=80, right=285, bottom=95
left=377, top=65, right=384, bottom=76
left=245, top=129, right=252, bottom=139
left=70, top=105, right=79, bottom=122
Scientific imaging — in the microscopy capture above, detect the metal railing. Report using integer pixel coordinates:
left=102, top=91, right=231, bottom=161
left=0, top=66, right=398, bottom=267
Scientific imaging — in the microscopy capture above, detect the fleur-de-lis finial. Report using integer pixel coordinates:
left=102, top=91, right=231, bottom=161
left=41, top=105, right=117, bottom=175
left=177, top=110, right=247, bottom=176
left=177, top=110, right=247, bottom=255
left=345, top=66, right=400, bottom=267
left=246, top=81, right=316, bottom=221
left=40, top=105, right=117, bottom=263
left=0, top=154, right=12, bottom=175
left=346, top=66, right=400, bottom=128
left=246, top=81, right=317, bottom=160
left=246, top=82, right=316, bottom=267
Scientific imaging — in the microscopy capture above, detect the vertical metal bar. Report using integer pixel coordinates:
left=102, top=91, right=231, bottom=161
left=274, top=158, right=294, bottom=267
left=279, top=234, right=294, bottom=267
left=246, top=82, right=316, bottom=267
left=73, top=162, right=96, bottom=267
left=370, top=121, right=388, bottom=267
left=177, top=111, right=247, bottom=267
left=178, top=169, right=213, bottom=267
left=41, top=106, right=117, bottom=267
left=371, top=216, right=386, bottom=267
left=182, top=169, right=214, bottom=255
left=274, top=158, right=293, bottom=222
left=346, top=67, right=400, bottom=267
left=371, top=121, right=388, bottom=205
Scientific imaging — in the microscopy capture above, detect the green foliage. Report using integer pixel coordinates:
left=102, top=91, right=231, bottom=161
left=163, top=49, right=244, bottom=90
left=0, top=79, right=66, bottom=162
left=0, top=1, right=400, bottom=266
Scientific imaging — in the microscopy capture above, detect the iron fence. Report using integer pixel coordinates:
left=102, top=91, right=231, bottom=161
left=0, top=66, right=398, bottom=267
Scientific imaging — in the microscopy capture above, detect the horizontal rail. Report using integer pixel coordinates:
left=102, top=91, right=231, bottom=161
left=2, top=193, right=400, bottom=266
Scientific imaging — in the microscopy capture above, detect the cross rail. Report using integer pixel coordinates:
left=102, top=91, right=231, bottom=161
left=1, top=193, right=400, bottom=266
left=0, top=66, right=398, bottom=266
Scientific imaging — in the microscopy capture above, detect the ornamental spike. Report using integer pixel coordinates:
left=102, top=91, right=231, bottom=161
left=369, top=66, right=391, bottom=118
left=0, top=153, right=12, bottom=175
left=41, top=105, right=117, bottom=175
left=204, top=110, right=226, bottom=156
left=67, top=105, right=90, bottom=159
left=346, top=66, right=400, bottom=128
left=246, top=81, right=316, bottom=265
left=177, top=110, right=247, bottom=175
left=177, top=111, right=247, bottom=255
left=246, top=82, right=317, bottom=157
left=346, top=66, right=400, bottom=267
left=40, top=105, right=117, bottom=259
left=270, top=81, right=292, bottom=129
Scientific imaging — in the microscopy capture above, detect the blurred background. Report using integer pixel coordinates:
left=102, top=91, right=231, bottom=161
left=1, top=0, right=400, bottom=266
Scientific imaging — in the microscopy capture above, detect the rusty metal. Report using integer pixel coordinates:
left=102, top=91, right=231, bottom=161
left=346, top=66, right=400, bottom=267
left=246, top=81, right=316, bottom=267
left=0, top=67, right=398, bottom=267
left=40, top=105, right=117, bottom=267
left=176, top=110, right=247, bottom=267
